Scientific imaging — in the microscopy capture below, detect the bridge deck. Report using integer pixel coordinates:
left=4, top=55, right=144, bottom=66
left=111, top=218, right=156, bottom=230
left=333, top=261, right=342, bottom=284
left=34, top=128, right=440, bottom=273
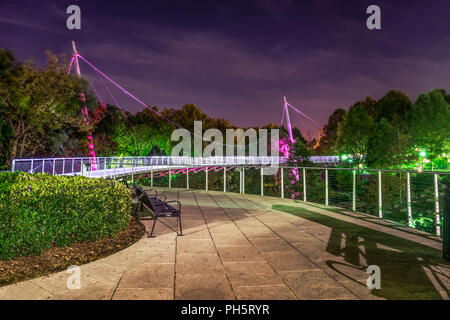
left=1, top=189, right=448, bottom=300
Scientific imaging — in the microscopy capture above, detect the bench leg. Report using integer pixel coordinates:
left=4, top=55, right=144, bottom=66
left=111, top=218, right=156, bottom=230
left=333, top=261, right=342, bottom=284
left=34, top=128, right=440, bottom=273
left=148, top=218, right=157, bottom=238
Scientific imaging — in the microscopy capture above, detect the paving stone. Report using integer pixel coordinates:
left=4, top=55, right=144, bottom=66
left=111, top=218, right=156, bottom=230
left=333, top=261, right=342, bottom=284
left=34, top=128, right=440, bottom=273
left=217, top=245, right=265, bottom=262
left=0, top=281, right=53, bottom=300
left=223, top=261, right=274, bottom=274
left=175, top=254, right=224, bottom=274
left=233, top=286, right=296, bottom=300
left=211, top=233, right=251, bottom=246
left=112, top=288, right=173, bottom=300
left=280, top=270, right=356, bottom=299
left=177, top=239, right=216, bottom=255
left=261, top=252, right=318, bottom=272
left=118, top=263, right=174, bottom=289
left=49, top=280, right=117, bottom=300
left=175, top=274, right=234, bottom=300
left=249, top=238, right=295, bottom=252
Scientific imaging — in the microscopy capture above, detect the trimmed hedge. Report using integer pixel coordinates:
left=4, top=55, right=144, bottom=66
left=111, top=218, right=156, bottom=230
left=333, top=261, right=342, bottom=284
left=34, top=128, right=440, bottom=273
left=0, top=172, right=132, bottom=260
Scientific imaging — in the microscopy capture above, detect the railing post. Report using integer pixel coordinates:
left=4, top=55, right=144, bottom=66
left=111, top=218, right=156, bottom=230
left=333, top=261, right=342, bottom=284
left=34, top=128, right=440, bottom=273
left=239, top=167, right=242, bottom=194
left=223, top=167, right=226, bottom=193
left=169, top=167, right=172, bottom=188
left=205, top=167, right=208, bottom=191
left=303, top=168, right=307, bottom=202
left=407, top=172, right=412, bottom=227
left=62, top=159, right=65, bottom=175
left=186, top=167, right=189, bottom=189
left=31, top=159, right=34, bottom=174
left=242, top=167, right=245, bottom=194
left=325, top=169, right=328, bottom=206
left=151, top=169, right=154, bottom=187
left=352, top=169, right=356, bottom=212
left=261, top=166, right=264, bottom=196
left=281, top=167, right=284, bottom=199
left=12, top=160, right=16, bottom=172
left=378, top=170, right=383, bottom=218
left=434, top=173, right=441, bottom=236
left=52, top=159, right=56, bottom=175
left=132, top=159, right=135, bottom=183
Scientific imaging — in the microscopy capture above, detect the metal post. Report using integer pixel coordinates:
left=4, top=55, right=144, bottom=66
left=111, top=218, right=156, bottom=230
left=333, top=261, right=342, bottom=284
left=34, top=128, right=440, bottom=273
left=205, top=167, right=208, bottom=191
left=132, top=159, right=135, bottom=183
left=352, top=169, right=356, bottom=212
left=407, top=172, right=412, bottom=227
left=325, top=169, right=329, bottom=206
left=186, top=167, right=189, bottom=189
left=169, top=168, right=172, bottom=188
left=151, top=169, right=154, bottom=187
left=31, top=159, right=34, bottom=174
left=12, top=160, right=16, bottom=172
left=239, top=168, right=242, bottom=194
left=223, top=167, right=226, bottom=193
left=378, top=170, right=383, bottom=218
left=303, top=168, right=307, bottom=202
left=42, top=160, right=45, bottom=174
left=62, top=159, right=65, bottom=175
left=52, top=159, right=56, bottom=175
left=434, top=174, right=441, bottom=236
left=242, top=167, right=245, bottom=194
left=261, top=167, right=264, bottom=196
left=281, top=167, right=284, bottom=199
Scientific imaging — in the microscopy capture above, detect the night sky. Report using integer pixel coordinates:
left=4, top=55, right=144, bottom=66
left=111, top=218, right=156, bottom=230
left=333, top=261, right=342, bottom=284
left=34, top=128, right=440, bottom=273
left=1, top=0, right=449, bottom=139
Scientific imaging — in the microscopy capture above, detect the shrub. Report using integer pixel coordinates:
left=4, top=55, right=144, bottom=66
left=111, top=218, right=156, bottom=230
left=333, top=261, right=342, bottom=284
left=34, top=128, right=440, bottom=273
left=0, top=172, right=132, bottom=260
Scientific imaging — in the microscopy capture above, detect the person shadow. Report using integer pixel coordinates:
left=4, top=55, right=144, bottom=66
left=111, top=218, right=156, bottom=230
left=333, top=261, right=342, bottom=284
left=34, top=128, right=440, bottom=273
left=273, top=204, right=449, bottom=300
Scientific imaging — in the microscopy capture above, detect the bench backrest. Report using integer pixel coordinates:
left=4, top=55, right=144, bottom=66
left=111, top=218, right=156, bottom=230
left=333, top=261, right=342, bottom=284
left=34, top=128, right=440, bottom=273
left=138, top=192, right=157, bottom=219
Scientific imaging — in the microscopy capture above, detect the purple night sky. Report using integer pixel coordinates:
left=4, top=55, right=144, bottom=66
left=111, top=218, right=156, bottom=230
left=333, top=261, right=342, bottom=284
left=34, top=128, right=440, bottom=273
left=1, top=0, right=449, bottom=139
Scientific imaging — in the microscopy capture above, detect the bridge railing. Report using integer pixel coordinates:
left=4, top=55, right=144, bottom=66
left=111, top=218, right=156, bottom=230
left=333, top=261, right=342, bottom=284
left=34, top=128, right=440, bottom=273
left=135, top=165, right=449, bottom=237
left=11, top=156, right=289, bottom=176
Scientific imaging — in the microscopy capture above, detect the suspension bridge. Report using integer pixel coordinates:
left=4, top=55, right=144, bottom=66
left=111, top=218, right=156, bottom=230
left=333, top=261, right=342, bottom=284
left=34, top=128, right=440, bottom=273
left=12, top=41, right=336, bottom=179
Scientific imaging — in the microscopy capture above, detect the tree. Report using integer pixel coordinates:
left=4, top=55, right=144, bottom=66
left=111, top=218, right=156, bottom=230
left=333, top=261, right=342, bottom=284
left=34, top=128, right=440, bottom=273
left=315, top=108, right=346, bottom=154
left=365, top=118, right=397, bottom=168
left=406, top=89, right=450, bottom=164
left=0, top=49, right=96, bottom=168
left=377, top=90, right=412, bottom=124
left=336, top=105, right=375, bottom=166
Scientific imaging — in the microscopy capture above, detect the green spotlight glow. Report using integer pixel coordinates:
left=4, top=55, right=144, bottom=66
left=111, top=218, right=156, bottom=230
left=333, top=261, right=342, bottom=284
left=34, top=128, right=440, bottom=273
left=419, top=151, right=427, bottom=157
left=341, top=154, right=348, bottom=160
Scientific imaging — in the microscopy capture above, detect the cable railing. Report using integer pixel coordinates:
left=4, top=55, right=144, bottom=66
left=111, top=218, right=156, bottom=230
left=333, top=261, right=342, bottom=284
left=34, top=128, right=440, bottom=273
left=11, top=156, right=287, bottom=176
left=11, top=157, right=449, bottom=236
left=130, top=165, right=449, bottom=237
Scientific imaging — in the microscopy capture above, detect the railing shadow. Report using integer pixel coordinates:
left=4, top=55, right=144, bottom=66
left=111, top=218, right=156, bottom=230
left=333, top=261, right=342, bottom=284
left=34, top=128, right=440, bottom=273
left=273, top=204, right=449, bottom=300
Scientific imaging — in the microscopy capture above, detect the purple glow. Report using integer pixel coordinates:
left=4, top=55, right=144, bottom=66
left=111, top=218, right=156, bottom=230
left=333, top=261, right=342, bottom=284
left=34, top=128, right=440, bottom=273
left=286, top=101, right=320, bottom=126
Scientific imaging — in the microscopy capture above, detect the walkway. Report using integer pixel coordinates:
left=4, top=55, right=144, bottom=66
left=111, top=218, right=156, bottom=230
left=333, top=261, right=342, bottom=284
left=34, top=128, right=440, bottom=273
left=0, top=189, right=448, bottom=300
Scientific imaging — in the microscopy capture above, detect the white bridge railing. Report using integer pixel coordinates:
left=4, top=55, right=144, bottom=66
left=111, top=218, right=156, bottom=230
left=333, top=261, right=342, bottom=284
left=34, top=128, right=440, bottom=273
left=12, top=156, right=290, bottom=176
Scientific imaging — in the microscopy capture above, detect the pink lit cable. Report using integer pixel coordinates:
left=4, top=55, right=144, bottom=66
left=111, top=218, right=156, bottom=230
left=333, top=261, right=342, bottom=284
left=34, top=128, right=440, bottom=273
left=76, top=54, right=238, bottom=148
left=94, top=69, right=130, bottom=120
left=286, top=102, right=320, bottom=126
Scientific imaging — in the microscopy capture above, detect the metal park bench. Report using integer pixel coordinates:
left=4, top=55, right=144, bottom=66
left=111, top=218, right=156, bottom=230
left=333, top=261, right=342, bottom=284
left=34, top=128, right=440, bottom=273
left=138, top=190, right=183, bottom=237
left=130, top=183, right=166, bottom=214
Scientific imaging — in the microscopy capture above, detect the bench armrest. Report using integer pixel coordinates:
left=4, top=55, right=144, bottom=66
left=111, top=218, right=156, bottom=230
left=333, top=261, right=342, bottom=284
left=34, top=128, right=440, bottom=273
left=165, top=200, right=181, bottom=212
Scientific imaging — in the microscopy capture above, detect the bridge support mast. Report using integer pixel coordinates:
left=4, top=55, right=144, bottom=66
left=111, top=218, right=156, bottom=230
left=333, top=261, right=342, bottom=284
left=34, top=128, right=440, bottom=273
left=72, top=41, right=97, bottom=171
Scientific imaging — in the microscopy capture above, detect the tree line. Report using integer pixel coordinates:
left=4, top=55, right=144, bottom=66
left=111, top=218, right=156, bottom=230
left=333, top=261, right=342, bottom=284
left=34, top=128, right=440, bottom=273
left=312, top=89, right=450, bottom=170
left=1, top=48, right=449, bottom=171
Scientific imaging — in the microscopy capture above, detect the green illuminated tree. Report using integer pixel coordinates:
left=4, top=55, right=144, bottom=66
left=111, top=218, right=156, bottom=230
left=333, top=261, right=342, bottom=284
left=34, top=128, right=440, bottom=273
left=406, top=89, right=450, bottom=164
left=336, top=105, right=375, bottom=166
